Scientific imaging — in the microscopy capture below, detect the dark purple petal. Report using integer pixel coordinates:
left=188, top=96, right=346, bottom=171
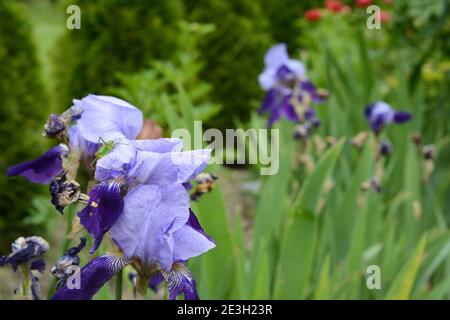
left=267, top=107, right=283, bottom=127
left=78, top=180, right=125, bottom=254
left=149, top=272, right=164, bottom=291
left=393, top=111, right=412, bottom=123
left=300, top=80, right=325, bottom=103
left=364, top=104, right=374, bottom=119
left=52, top=255, right=130, bottom=300
left=187, top=209, right=214, bottom=243
left=275, top=65, right=295, bottom=83
left=259, top=89, right=278, bottom=114
left=161, top=263, right=199, bottom=300
left=282, top=101, right=300, bottom=123
left=31, top=259, right=46, bottom=273
left=371, top=114, right=388, bottom=132
left=380, top=140, right=392, bottom=156
left=6, top=145, right=68, bottom=184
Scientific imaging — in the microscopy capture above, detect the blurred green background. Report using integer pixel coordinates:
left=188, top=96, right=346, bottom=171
left=0, top=0, right=449, bottom=299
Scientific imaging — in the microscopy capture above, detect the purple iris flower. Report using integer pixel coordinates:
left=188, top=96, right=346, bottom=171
left=54, top=143, right=214, bottom=299
left=364, top=101, right=412, bottom=133
left=79, top=138, right=211, bottom=254
left=53, top=185, right=214, bottom=300
left=49, top=94, right=214, bottom=300
left=258, top=43, right=325, bottom=127
left=6, top=144, right=68, bottom=184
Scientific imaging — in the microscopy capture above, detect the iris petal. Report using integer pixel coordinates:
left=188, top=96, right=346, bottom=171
left=52, top=255, right=130, bottom=300
left=78, top=180, right=125, bottom=254
left=74, top=94, right=143, bottom=144
left=161, top=263, right=199, bottom=300
left=6, top=145, right=67, bottom=184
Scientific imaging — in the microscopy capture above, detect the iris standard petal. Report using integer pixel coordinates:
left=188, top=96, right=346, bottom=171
left=6, top=144, right=68, bottom=184
left=264, top=43, right=289, bottom=69
left=95, top=143, right=137, bottom=181
left=78, top=180, right=126, bottom=254
left=68, top=125, right=99, bottom=156
left=129, top=148, right=211, bottom=186
left=52, top=255, right=130, bottom=300
left=132, top=138, right=183, bottom=153
left=75, top=94, right=143, bottom=144
left=110, top=183, right=190, bottom=270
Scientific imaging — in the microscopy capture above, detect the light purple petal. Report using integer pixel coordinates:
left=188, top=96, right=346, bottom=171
left=68, top=125, right=99, bottom=156
left=75, top=94, right=143, bottom=144
left=129, top=148, right=211, bottom=186
left=172, top=224, right=215, bottom=263
left=131, top=138, right=183, bottom=153
left=52, top=255, right=130, bottom=300
left=286, top=59, right=306, bottom=78
left=95, top=143, right=137, bottom=181
left=110, top=184, right=190, bottom=270
left=6, top=145, right=67, bottom=184
left=264, top=43, right=289, bottom=69
left=258, top=67, right=278, bottom=90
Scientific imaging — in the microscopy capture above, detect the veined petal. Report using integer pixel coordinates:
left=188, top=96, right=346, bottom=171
left=75, top=94, right=143, bottom=144
left=52, top=255, right=130, bottom=300
left=161, top=263, right=199, bottom=300
left=6, top=145, right=68, bottom=184
left=78, top=180, right=125, bottom=254
left=110, top=184, right=190, bottom=270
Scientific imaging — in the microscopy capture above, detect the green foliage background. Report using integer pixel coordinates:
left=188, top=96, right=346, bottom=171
left=0, top=0, right=449, bottom=300
left=0, top=0, right=47, bottom=250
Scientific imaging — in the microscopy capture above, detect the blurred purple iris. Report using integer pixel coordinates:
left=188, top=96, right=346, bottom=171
left=258, top=43, right=326, bottom=127
left=52, top=94, right=214, bottom=300
left=364, top=101, right=411, bottom=133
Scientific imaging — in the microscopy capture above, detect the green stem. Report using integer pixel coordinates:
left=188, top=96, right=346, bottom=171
left=115, top=270, right=123, bottom=300
left=47, top=206, right=75, bottom=299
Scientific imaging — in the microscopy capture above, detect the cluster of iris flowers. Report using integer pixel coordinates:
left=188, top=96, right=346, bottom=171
left=3, top=95, right=215, bottom=300
left=258, top=43, right=413, bottom=193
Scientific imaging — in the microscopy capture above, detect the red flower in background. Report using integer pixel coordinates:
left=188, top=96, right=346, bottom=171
left=325, top=0, right=344, bottom=13
left=380, top=11, right=391, bottom=22
left=355, top=0, right=373, bottom=7
left=305, top=9, right=322, bottom=21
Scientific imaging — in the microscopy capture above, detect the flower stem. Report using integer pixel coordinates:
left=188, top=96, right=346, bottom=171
left=46, top=206, right=75, bottom=299
left=136, top=275, right=149, bottom=300
left=115, top=270, right=123, bottom=300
